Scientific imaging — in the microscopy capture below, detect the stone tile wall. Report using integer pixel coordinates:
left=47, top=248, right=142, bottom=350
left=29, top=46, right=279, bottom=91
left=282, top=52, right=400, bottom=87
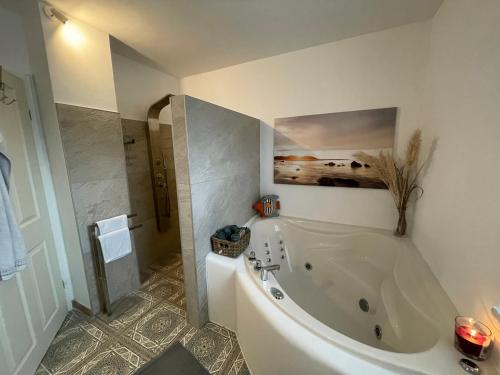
left=171, top=95, right=260, bottom=327
left=57, top=103, right=140, bottom=314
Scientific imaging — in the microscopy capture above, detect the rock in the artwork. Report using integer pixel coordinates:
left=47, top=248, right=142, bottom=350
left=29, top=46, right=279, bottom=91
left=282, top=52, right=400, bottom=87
left=318, top=177, right=360, bottom=187
left=318, top=177, right=336, bottom=186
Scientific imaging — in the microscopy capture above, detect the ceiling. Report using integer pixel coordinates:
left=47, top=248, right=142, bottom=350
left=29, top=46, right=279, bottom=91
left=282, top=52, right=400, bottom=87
left=48, top=0, right=443, bottom=78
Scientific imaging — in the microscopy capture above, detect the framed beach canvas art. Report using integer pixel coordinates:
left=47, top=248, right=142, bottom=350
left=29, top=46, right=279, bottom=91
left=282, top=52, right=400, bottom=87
left=273, top=107, right=397, bottom=189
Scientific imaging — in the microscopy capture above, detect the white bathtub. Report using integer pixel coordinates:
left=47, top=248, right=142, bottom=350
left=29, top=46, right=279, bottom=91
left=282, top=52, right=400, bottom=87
left=206, top=216, right=498, bottom=375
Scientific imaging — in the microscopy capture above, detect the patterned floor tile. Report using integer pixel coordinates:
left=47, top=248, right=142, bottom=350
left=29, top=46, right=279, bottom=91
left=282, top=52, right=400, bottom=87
left=175, top=295, right=186, bottom=309
left=107, top=290, right=155, bottom=331
left=165, top=263, right=184, bottom=281
left=227, top=351, right=249, bottom=375
left=182, top=323, right=239, bottom=374
left=142, top=276, right=184, bottom=303
left=127, top=302, right=188, bottom=354
left=168, top=270, right=184, bottom=283
left=72, top=342, right=146, bottom=375
left=238, top=363, right=251, bottom=375
left=34, top=365, right=50, bottom=375
left=41, top=320, right=108, bottom=375
left=36, top=253, right=249, bottom=375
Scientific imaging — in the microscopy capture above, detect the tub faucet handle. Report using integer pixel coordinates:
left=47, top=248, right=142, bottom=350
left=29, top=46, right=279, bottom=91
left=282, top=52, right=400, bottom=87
left=254, top=259, right=262, bottom=271
left=248, top=251, right=256, bottom=262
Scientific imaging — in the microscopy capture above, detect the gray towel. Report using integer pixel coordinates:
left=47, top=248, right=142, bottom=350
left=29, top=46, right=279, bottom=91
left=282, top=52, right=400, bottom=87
left=0, top=152, right=26, bottom=281
left=0, top=152, right=10, bottom=192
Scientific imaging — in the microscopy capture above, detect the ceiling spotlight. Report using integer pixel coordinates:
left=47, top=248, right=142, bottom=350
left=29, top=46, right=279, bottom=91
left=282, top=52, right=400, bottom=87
left=43, top=6, right=68, bottom=24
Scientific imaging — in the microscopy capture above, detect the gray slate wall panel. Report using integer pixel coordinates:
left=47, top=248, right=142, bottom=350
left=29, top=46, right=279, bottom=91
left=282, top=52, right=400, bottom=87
left=171, top=95, right=260, bottom=327
left=57, top=103, right=140, bottom=314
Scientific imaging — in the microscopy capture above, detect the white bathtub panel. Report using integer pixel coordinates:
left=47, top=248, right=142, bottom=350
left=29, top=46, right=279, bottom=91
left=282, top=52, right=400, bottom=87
left=206, top=252, right=238, bottom=331
left=235, top=271, right=401, bottom=375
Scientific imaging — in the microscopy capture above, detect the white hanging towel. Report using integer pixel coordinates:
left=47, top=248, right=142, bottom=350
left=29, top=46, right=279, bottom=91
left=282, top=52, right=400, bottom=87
left=0, top=151, right=27, bottom=281
left=98, top=227, right=132, bottom=263
left=96, top=214, right=128, bottom=235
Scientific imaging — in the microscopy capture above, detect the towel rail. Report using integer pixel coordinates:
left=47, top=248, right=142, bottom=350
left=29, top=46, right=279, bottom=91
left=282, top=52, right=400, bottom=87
left=89, top=213, right=138, bottom=229
left=88, top=213, right=142, bottom=315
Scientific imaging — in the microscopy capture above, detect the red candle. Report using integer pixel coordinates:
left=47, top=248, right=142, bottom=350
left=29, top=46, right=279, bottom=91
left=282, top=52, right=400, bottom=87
left=454, top=317, right=493, bottom=361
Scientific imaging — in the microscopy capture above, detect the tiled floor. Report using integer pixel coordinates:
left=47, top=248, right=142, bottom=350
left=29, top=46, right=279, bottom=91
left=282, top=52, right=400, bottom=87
left=36, top=253, right=249, bottom=375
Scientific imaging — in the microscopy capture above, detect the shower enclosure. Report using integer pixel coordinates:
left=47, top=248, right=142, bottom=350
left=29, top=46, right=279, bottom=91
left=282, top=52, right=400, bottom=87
left=124, top=94, right=260, bottom=326
left=121, top=95, right=181, bottom=282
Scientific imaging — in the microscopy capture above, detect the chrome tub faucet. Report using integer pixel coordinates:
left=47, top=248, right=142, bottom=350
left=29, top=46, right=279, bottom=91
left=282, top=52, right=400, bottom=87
left=260, top=264, right=280, bottom=281
left=248, top=251, right=280, bottom=281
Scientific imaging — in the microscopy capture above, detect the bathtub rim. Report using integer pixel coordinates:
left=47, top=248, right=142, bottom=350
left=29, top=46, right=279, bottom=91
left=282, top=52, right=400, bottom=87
left=240, top=215, right=475, bottom=374
left=236, top=263, right=422, bottom=374
left=248, top=215, right=458, bottom=335
left=241, top=257, right=450, bottom=370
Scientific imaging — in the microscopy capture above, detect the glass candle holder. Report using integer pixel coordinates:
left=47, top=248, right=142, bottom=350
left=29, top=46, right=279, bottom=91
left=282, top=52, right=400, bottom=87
left=454, top=316, right=494, bottom=361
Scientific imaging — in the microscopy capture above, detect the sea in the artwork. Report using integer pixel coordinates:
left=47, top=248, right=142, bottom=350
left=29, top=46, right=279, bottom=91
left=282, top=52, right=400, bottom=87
left=273, top=149, right=388, bottom=189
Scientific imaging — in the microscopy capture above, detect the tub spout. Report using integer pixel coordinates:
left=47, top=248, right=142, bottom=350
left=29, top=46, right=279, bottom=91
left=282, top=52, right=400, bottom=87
left=261, top=264, right=280, bottom=281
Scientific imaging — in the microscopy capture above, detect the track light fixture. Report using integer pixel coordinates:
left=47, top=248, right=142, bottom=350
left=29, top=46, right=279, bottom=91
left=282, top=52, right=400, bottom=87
left=43, top=6, right=68, bottom=24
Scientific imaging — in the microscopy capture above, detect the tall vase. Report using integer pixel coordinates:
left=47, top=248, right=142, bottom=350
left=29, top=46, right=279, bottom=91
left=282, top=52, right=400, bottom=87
left=394, top=206, right=407, bottom=237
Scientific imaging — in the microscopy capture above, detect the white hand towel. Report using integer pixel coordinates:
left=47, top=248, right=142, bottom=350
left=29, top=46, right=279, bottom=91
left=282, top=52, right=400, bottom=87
left=0, top=152, right=27, bottom=281
left=98, top=227, right=132, bottom=263
left=96, top=214, right=128, bottom=235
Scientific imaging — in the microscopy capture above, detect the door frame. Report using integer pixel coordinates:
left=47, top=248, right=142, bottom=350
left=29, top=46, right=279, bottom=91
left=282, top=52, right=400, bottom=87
left=23, top=74, right=73, bottom=308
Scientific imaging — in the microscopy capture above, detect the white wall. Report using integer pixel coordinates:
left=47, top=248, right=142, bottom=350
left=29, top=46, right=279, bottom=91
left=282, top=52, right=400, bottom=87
left=181, top=22, right=431, bottom=229
left=413, top=0, right=500, bottom=366
left=10, top=0, right=93, bottom=308
left=0, top=7, right=31, bottom=76
left=39, top=5, right=117, bottom=112
left=111, top=53, right=180, bottom=123
left=182, top=3, right=500, bottom=368
left=0, top=2, right=87, bottom=308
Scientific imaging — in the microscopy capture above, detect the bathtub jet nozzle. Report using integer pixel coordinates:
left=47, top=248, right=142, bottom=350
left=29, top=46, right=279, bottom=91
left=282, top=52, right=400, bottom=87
left=359, top=298, right=370, bottom=313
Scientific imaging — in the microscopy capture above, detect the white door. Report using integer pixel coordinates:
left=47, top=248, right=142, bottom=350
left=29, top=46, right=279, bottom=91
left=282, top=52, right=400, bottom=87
left=0, top=70, right=67, bottom=374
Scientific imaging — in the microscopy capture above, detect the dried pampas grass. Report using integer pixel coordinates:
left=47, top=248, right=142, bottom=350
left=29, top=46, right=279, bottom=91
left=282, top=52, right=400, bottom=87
left=354, top=129, right=427, bottom=236
left=405, top=129, right=421, bottom=167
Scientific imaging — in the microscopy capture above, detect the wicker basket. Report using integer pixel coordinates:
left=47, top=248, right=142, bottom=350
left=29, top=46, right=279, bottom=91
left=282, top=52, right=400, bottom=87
left=211, top=228, right=251, bottom=258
